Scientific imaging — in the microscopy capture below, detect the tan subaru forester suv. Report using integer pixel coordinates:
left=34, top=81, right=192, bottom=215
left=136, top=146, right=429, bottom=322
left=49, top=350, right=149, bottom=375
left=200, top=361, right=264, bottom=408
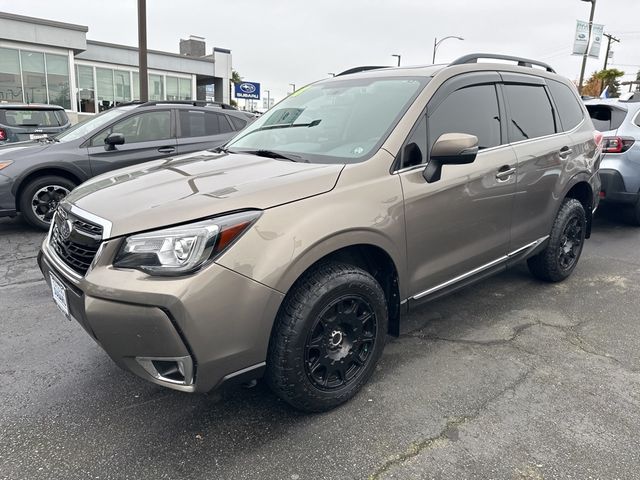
left=39, top=54, right=601, bottom=412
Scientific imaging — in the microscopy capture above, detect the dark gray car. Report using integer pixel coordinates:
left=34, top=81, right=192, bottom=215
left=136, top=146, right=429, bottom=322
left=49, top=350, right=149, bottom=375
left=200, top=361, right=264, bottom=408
left=0, top=101, right=252, bottom=229
left=0, top=103, right=70, bottom=144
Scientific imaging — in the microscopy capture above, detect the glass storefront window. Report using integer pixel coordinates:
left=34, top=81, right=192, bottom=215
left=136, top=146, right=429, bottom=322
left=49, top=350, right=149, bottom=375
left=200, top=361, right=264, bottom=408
left=76, top=65, right=95, bottom=113
left=148, top=74, right=163, bottom=101
left=21, top=51, right=47, bottom=104
left=132, top=72, right=140, bottom=101
left=96, top=68, right=114, bottom=112
left=166, top=76, right=179, bottom=100
left=179, top=78, right=192, bottom=100
left=45, top=54, right=70, bottom=109
left=114, top=70, right=131, bottom=105
left=0, top=47, right=23, bottom=102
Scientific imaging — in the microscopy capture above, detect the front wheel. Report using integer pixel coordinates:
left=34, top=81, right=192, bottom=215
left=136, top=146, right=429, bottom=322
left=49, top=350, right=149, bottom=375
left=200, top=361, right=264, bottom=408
left=19, top=175, right=76, bottom=230
left=528, top=198, right=586, bottom=282
left=266, top=262, right=388, bottom=412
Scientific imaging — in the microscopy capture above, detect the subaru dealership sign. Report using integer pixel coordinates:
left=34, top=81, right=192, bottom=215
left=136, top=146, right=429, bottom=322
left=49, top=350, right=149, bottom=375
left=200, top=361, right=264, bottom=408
left=235, top=81, right=261, bottom=100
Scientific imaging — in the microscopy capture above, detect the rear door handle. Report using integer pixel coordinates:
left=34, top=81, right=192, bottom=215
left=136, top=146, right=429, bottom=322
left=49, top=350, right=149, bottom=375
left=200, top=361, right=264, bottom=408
left=157, top=146, right=176, bottom=154
left=496, top=166, right=516, bottom=181
left=558, top=146, right=573, bottom=159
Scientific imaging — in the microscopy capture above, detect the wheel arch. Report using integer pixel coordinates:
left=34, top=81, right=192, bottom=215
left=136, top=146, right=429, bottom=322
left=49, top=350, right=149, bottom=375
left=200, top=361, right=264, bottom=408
left=14, top=167, right=83, bottom=212
left=563, top=175, right=595, bottom=238
left=273, top=234, right=404, bottom=337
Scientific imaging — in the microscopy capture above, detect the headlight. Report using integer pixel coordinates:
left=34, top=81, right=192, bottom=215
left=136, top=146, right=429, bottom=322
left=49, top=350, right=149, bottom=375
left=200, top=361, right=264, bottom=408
left=113, top=210, right=261, bottom=276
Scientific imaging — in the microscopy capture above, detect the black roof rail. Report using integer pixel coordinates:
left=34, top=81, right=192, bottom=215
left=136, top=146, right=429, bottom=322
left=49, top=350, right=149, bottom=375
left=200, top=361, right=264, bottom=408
left=449, top=53, right=556, bottom=73
left=123, top=100, right=238, bottom=110
left=336, top=66, right=388, bottom=76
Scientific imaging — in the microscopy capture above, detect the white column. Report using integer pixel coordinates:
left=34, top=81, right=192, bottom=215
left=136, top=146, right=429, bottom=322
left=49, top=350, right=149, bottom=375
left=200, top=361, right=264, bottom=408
left=68, top=50, right=77, bottom=112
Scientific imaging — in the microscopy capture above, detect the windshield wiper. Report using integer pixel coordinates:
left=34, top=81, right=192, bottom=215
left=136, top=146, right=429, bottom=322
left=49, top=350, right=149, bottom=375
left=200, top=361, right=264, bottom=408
left=231, top=119, right=322, bottom=144
left=241, top=149, right=307, bottom=162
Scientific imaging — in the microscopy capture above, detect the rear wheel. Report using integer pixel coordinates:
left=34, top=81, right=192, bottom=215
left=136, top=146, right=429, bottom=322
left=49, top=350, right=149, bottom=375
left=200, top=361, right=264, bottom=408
left=266, top=262, right=388, bottom=412
left=528, top=198, right=586, bottom=282
left=19, top=175, right=76, bottom=230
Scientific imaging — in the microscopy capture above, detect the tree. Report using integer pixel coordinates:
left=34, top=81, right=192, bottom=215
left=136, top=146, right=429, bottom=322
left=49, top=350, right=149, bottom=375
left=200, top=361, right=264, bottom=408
left=231, top=70, right=242, bottom=85
left=230, top=70, right=242, bottom=107
left=581, top=68, right=625, bottom=97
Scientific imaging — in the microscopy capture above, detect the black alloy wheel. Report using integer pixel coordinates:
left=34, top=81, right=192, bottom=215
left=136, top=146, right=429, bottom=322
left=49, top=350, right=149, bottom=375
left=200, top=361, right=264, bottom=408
left=304, top=295, right=377, bottom=390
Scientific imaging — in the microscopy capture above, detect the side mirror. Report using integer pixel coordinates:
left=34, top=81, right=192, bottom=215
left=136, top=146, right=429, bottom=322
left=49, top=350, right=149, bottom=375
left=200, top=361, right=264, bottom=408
left=104, top=132, right=125, bottom=150
left=423, top=133, right=478, bottom=183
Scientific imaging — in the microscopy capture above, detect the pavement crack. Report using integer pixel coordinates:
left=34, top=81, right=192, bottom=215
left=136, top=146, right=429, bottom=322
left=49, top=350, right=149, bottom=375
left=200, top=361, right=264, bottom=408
left=368, top=369, right=533, bottom=480
left=407, top=322, right=537, bottom=347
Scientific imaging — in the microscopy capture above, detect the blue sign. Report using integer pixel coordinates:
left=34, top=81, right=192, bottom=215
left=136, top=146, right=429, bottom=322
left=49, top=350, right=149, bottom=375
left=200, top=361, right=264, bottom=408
left=235, top=81, right=261, bottom=100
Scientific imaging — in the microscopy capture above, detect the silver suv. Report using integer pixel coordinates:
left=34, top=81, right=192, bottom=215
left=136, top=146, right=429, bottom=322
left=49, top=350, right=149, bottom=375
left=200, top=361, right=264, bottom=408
left=38, top=54, right=601, bottom=412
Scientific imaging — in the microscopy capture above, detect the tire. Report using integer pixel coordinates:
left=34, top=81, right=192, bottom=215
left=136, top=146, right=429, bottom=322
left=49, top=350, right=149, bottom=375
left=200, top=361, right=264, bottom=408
left=528, top=198, right=586, bottom=282
left=19, top=175, right=76, bottom=230
left=266, top=262, right=388, bottom=412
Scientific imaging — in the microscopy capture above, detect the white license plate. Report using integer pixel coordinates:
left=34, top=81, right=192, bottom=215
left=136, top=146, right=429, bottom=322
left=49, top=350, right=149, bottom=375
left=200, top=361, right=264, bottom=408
left=50, top=273, right=69, bottom=316
left=30, top=133, right=47, bottom=140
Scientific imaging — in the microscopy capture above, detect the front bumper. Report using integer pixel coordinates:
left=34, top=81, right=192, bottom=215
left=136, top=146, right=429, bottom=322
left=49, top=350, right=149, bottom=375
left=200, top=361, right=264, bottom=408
left=38, top=236, right=284, bottom=393
left=0, top=174, right=16, bottom=217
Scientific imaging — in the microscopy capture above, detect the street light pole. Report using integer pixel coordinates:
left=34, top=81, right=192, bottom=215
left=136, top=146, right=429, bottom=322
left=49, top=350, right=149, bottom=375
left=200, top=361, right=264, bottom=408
left=137, top=0, right=148, bottom=101
left=432, top=36, right=464, bottom=64
left=289, top=83, right=296, bottom=93
left=577, top=0, right=596, bottom=94
left=265, top=90, right=271, bottom=110
left=391, top=54, right=401, bottom=67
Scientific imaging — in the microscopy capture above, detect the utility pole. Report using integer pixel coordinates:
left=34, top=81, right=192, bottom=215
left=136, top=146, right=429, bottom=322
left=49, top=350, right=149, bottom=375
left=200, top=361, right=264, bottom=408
left=603, top=33, right=620, bottom=70
left=137, top=0, right=148, bottom=102
left=577, top=0, right=596, bottom=94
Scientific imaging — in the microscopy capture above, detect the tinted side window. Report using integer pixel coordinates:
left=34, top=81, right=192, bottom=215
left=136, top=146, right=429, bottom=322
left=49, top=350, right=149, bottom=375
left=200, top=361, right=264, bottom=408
left=91, top=110, right=171, bottom=146
left=429, top=84, right=501, bottom=150
left=179, top=110, right=234, bottom=138
left=228, top=115, right=248, bottom=131
left=547, top=80, right=584, bottom=131
left=504, top=84, right=556, bottom=141
left=586, top=105, right=627, bottom=132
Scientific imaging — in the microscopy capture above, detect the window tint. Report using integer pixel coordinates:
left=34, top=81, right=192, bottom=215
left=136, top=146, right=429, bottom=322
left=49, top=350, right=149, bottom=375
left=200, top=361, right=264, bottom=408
left=228, top=115, right=248, bottom=131
left=1, top=109, right=66, bottom=127
left=178, top=110, right=232, bottom=138
left=547, top=80, right=584, bottom=131
left=401, top=115, right=427, bottom=168
left=504, top=84, right=556, bottom=141
left=91, top=110, right=171, bottom=146
left=429, top=84, right=501, bottom=150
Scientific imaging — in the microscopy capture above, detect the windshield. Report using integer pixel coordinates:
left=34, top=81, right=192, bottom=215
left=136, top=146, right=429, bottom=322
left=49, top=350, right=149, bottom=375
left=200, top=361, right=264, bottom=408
left=55, top=106, right=137, bottom=143
left=226, top=76, right=427, bottom=163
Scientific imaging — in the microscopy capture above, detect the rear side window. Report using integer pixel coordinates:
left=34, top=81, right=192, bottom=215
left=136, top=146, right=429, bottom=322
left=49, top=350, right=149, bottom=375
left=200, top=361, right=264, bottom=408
left=178, top=110, right=233, bottom=137
left=586, top=105, right=627, bottom=132
left=0, top=109, right=66, bottom=127
left=547, top=80, right=584, bottom=131
left=504, top=84, right=556, bottom=141
left=228, top=115, right=248, bottom=131
left=428, top=84, right=502, bottom=150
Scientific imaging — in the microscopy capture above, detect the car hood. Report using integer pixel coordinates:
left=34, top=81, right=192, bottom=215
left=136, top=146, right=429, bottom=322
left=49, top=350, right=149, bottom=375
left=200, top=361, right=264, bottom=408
left=0, top=140, right=51, bottom=157
left=65, top=150, right=344, bottom=238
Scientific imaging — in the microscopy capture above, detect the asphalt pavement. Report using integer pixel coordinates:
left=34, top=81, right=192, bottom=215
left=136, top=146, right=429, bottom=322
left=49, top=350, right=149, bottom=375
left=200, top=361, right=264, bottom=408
left=1, top=207, right=639, bottom=480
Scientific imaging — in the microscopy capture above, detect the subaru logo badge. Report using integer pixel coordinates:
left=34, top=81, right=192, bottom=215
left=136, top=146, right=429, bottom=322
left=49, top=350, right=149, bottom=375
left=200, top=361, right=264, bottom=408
left=60, top=219, right=73, bottom=240
left=240, top=83, right=256, bottom=94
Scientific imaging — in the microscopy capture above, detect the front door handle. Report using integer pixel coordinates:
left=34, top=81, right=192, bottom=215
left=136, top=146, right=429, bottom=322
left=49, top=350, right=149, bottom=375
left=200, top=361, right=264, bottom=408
left=496, top=165, right=516, bottom=181
left=157, top=146, right=176, bottom=154
left=558, top=146, right=573, bottom=159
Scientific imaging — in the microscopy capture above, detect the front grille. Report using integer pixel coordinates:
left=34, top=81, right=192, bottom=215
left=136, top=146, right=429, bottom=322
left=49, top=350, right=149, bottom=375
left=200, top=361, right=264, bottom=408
left=49, top=210, right=103, bottom=275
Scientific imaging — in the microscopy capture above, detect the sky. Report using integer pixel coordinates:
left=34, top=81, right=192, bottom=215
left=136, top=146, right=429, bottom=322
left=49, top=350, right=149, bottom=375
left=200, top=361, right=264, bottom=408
left=1, top=0, right=639, bottom=102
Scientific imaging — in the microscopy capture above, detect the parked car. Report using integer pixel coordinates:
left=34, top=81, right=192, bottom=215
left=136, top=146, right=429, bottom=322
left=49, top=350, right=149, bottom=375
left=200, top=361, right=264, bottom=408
left=0, top=103, right=70, bottom=144
left=584, top=95, right=640, bottom=223
left=39, top=54, right=601, bottom=412
left=0, top=101, right=253, bottom=229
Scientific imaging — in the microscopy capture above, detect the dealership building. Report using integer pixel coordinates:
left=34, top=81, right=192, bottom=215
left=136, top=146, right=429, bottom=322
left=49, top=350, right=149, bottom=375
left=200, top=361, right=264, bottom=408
left=0, top=12, right=232, bottom=122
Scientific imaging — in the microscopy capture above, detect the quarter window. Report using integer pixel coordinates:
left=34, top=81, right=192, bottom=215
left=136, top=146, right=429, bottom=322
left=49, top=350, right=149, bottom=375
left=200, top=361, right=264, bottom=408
left=429, top=84, right=501, bottom=151
left=504, top=84, right=556, bottom=141
left=547, top=80, right=584, bottom=131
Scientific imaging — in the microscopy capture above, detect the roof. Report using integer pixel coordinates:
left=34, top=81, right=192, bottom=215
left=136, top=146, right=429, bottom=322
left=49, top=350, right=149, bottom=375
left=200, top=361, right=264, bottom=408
left=85, top=40, right=215, bottom=64
left=0, top=11, right=88, bottom=32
